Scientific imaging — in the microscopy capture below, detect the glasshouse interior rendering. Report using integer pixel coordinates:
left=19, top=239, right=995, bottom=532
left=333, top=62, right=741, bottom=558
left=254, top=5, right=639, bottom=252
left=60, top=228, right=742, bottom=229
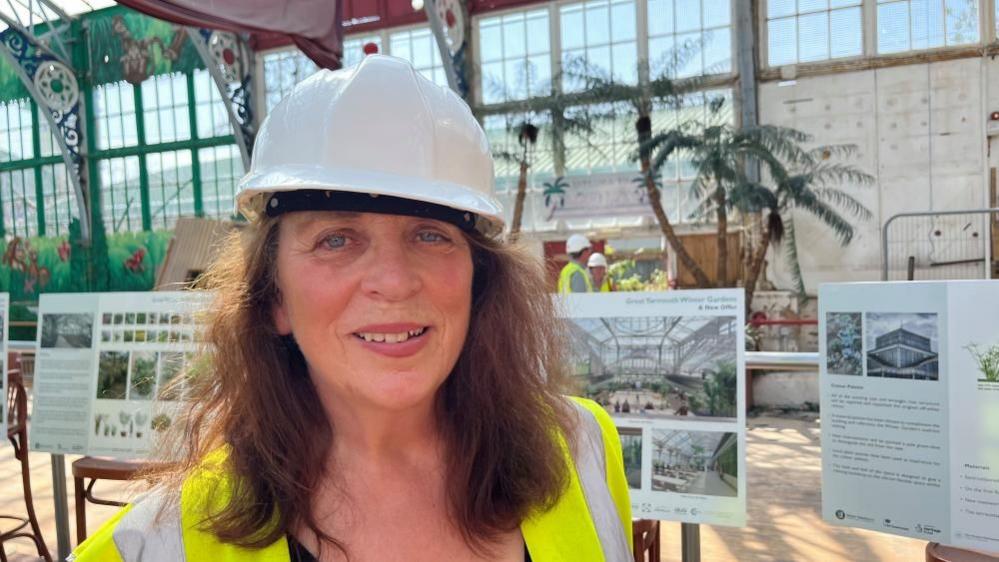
left=1, top=0, right=999, bottom=561
left=567, top=315, right=738, bottom=420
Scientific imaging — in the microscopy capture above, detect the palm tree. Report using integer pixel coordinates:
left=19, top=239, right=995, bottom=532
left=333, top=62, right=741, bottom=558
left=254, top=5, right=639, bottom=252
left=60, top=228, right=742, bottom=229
left=736, top=146, right=874, bottom=310
left=563, top=51, right=715, bottom=287
left=642, top=106, right=827, bottom=287
left=486, top=61, right=595, bottom=242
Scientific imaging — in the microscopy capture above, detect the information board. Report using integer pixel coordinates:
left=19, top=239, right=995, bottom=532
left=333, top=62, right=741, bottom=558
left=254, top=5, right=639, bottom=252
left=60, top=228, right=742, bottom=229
left=31, top=292, right=210, bottom=458
left=820, top=281, right=999, bottom=553
left=559, top=290, right=747, bottom=526
left=0, top=293, right=9, bottom=437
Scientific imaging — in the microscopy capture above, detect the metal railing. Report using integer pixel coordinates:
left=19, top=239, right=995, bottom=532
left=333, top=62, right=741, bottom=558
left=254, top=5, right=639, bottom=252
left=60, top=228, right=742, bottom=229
left=746, top=351, right=818, bottom=371
left=881, top=208, right=999, bottom=281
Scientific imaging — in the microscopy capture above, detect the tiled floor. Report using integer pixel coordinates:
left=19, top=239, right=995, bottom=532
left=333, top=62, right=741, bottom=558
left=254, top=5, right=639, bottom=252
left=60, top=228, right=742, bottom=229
left=0, top=415, right=930, bottom=561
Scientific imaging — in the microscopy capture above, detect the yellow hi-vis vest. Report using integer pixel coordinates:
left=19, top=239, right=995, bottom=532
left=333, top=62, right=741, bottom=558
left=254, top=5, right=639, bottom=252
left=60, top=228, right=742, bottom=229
left=557, top=261, right=593, bottom=293
left=70, top=398, right=633, bottom=562
left=597, top=277, right=611, bottom=292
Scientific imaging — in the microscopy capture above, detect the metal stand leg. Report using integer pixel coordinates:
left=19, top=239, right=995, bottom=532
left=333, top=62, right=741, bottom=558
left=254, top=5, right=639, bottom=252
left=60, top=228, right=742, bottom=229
left=681, top=523, right=701, bottom=562
left=51, top=455, right=70, bottom=561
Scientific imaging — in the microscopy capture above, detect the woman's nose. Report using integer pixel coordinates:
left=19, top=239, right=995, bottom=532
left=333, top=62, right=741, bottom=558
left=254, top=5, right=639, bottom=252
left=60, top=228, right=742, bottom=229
left=359, top=241, right=422, bottom=301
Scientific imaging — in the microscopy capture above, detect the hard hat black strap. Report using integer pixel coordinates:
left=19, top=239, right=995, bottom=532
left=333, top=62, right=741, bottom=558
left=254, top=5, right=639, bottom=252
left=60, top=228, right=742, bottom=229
left=265, top=190, right=478, bottom=233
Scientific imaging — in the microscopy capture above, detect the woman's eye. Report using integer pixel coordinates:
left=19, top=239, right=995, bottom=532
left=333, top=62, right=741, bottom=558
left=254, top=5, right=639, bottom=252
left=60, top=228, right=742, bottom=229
left=319, top=234, right=349, bottom=250
left=417, top=230, right=449, bottom=243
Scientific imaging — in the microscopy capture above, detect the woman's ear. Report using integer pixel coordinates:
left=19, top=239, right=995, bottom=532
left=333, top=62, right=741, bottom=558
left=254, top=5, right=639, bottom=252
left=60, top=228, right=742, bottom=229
left=273, top=291, right=292, bottom=335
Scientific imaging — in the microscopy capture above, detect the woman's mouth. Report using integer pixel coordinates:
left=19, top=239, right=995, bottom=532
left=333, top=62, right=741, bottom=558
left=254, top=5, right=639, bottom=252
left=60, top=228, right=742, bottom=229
left=353, top=326, right=427, bottom=343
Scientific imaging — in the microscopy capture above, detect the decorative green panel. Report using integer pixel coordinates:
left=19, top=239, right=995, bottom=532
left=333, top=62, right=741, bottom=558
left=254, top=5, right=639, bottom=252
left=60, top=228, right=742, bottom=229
left=87, top=9, right=204, bottom=87
left=0, top=57, right=30, bottom=103
left=0, top=223, right=173, bottom=339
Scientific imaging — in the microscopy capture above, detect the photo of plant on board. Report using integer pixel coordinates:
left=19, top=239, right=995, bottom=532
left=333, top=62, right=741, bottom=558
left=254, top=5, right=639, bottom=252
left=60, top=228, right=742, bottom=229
left=966, top=343, right=999, bottom=382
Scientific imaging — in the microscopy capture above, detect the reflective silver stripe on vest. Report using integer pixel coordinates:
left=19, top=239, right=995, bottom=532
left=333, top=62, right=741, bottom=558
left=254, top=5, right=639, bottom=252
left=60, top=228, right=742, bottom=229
left=570, top=401, right=633, bottom=562
left=111, top=492, right=186, bottom=562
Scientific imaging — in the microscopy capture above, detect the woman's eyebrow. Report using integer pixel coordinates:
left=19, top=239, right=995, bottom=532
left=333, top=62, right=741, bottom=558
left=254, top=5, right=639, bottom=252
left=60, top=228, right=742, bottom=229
left=292, top=211, right=363, bottom=234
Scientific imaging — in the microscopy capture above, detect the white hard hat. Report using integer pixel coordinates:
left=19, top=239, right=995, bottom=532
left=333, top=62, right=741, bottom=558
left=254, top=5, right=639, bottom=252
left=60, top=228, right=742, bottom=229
left=566, top=234, right=591, bottom=254
left=236, top=55, right=503, bottom=236
left=587, top=252, right=607, bottom=268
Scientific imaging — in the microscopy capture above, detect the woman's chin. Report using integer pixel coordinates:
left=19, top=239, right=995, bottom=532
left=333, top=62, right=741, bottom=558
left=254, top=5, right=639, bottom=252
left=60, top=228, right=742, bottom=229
left=358, top=372, right=445, bottom=411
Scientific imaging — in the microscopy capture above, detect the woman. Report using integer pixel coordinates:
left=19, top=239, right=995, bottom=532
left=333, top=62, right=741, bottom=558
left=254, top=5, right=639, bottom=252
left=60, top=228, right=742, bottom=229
left=72, top=55, right=631, bottom=562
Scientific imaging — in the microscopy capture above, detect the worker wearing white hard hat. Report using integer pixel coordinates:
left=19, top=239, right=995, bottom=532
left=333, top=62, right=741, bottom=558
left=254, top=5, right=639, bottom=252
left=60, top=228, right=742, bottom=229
left=557, top=234, right=594, bottom=293
left=587, top=252, right=612, bottom=292
left=72, top=55, right=632, bottom=562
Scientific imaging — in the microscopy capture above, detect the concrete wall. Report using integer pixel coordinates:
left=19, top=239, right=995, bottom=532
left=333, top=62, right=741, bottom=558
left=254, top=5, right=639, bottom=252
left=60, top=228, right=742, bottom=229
left=752, top=371, right=819, bottom=410
left=758, top=57, right=993, bottom=293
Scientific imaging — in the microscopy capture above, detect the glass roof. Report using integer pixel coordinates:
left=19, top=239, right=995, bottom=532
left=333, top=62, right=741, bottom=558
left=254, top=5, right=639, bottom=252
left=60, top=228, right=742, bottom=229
left=566, top=315, right=737, bottom=376
left=1, top=0, right=116, bottom=33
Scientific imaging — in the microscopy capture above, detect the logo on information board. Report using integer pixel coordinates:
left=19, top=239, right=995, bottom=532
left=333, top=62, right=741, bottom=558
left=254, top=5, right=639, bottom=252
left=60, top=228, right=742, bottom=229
left=835, top=510, right=845, bottom=520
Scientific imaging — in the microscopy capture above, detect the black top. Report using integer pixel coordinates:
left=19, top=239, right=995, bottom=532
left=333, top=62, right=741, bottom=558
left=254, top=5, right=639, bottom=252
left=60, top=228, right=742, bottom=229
left=287, top=535, right=532, bottom=561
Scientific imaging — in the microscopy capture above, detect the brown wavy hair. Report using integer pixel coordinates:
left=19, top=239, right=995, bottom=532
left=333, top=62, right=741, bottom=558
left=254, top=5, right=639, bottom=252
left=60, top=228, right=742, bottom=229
left=148, top=213, right=576, bottom=556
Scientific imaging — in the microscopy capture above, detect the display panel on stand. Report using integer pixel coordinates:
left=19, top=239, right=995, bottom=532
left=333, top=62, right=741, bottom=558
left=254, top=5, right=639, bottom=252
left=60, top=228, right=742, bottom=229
left=31, top=292, right=210, bottom=458
left=820, top=281, right=999, bottom=554
left=559, top=290, right=747, bottom=526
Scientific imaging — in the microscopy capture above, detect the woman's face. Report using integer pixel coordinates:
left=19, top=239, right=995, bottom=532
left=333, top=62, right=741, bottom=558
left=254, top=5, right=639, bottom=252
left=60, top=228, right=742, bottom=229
left=272, top=211, right=474, bottom=413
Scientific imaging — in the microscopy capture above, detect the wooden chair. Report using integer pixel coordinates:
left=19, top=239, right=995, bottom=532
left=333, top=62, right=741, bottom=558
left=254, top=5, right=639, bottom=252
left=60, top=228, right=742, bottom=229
left=71, top=457, right=150, bottom=544
left=0, top=370, right=52, bottom=561
left=632, top=518, right=660, bottom=562
left=926, top=543, right=999, bottom=562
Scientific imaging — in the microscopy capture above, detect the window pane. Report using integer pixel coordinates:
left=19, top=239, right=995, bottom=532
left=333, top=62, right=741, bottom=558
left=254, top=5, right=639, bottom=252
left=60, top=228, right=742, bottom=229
left=878, top=2, right=911, bottom=54
left=0, top=169, right=37, bottom=237
left=262, top=48, right=318, bottom=112
left=504, top=18, right=527, bottom=58
left=611, top=0, right=637, bottom=42
left=909, top=0, right=945, bottom=50
left=99, top=156, right=142, bottom=233
left=612, top=42, right=639, bottom=82
left=586, top=2, right=611, bottom=44
left=527, top=11, right=550, bottom=54
left=830, top=7, right=863, bottom=58
left=193, top=69, right=231, bottom=140
left=768, top=1, right=861, bottom=65
left=799, top=0, right=829, bottom=13
left=876, top=0, right=979, bottom=53
left=476, top=9, right=553, bottom=103
left=798, top=12, right=830, bottom=62
left=675, top=0, right=701, bottom=32
left=648, top=0, right=731, bottom=77
left=561, top=6, right=586, bottom=49
left=703, top=27, right=732, bottom=73
left=140, top=73, right=191, bottom=145
left=0, top=99, right=33, bottom=162
left=649, top=35, right=676, bottom=77
left=703, top=0, right=730, bottom=27
left=768, top=0, right=796, bottom=19
left=40, top=163, right=78, bottom=236
left=946, top=0, right=979, bottom=45
left=198, top=145, right=242, bottom=219
left=146, top=150, right=195, bottom=230
left=479, top=19, right=504, bottom=62
left=648, top=0, right=674, bottom=36
left=93, top=81, right=138, bottom=150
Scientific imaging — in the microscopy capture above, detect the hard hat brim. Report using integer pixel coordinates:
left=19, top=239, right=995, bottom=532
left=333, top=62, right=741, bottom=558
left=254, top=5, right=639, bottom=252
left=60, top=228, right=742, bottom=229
left=237, top=164, right=505, bottom=237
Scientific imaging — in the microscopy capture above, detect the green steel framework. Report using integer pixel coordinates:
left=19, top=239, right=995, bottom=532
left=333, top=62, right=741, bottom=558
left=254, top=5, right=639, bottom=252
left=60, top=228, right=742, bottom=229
left=0, top=14, right=238, bottom=238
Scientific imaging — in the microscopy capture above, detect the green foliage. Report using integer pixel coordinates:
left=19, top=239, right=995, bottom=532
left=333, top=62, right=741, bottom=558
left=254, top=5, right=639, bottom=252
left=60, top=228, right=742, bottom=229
left=967, top=343, right=999, bottom=382
left=691, top=361, right=737, bottom=417
left=609, top=261, right=671, bottom=292
left=641, top=101, right=874, bottom=293
left=0, top=224, right=171, bottom=340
